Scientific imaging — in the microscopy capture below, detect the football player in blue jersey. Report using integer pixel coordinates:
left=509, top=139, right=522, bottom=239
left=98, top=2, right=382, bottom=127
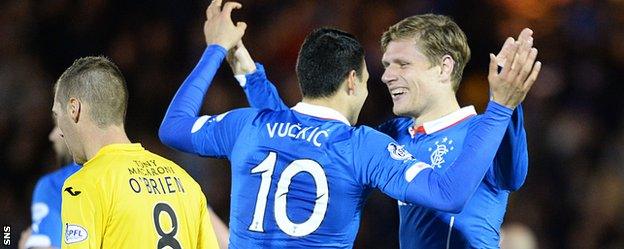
left=159, top=2, right=538, bottom=248
left=20, top=126, right=80, bottom=249
left=235, top=14, right=541, bottom=249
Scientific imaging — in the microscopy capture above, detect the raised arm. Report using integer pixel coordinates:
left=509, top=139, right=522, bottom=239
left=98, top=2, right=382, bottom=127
left=491, top=28, right=536, bottom=191
left=493, top=104, right=528, bottom=191
left=159, top=1, right=247, bottom=154
left=226, top=41, right=289, bottom=110
left=411, top=33, right=540, bottom=211
left=369, top=39, right=541, bottom=213
left=403, top=101, right=513, bottom=212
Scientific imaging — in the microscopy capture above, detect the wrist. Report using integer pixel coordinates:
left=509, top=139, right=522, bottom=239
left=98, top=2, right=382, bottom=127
left=490, top=95, right=516, bottom=109
left=486, top=100, right=514, bottom=117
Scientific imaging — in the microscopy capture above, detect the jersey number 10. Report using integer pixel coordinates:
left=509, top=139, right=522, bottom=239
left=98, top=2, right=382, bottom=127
left=249, top=152, right=329, bottom=237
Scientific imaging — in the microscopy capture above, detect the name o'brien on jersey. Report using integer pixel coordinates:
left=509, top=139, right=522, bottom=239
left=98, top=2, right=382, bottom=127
left=127, top=159, right=186, bottom=195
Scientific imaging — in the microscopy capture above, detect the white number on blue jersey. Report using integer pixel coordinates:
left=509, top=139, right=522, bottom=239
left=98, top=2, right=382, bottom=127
left=249, top=152, right=329, bottom=237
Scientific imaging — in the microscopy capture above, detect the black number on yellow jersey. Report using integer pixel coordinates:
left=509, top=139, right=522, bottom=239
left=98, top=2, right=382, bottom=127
left=153, top=203, right=181, bottom=249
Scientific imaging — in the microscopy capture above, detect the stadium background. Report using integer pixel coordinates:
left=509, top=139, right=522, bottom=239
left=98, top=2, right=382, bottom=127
left=1, top=0, right=623, bottom=248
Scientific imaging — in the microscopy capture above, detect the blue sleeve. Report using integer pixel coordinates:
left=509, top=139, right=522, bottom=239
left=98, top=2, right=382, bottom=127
left=492, top=104, right=528, bottom=191
left=402, top=101, right=513, bottom=213
left=359, top=101, right=512, bottom=213
left=28, top=176, right=60, bottom=248
left=189, top=108, right=258, bottom=158
left=354, top=128, right=421, bottom=201
left=159, top=45, right=257, bottom=157
left=242, top=63, right=289, bottom=111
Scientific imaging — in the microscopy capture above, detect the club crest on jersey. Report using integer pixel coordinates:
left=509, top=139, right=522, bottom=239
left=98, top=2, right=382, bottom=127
left=428, top=137, right=454, bottom=168
left=65, top=223, right=88, bottom=244
left=387, top=142, right=413, bottom=161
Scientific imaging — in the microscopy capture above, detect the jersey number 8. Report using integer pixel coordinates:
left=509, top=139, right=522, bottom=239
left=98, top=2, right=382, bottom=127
left=249, top=152, right=329, bottom=237
left=153, top=203, right=181, bottom=249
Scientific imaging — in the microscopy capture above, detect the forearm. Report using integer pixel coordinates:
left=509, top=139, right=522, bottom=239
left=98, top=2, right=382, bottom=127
left=404, top=101, right=513, bottom=213
left=241, top=63, right=289, bottom=111
left=494, top=104, right=528, bottom=190
left=159, top=45, right=227, bottom=153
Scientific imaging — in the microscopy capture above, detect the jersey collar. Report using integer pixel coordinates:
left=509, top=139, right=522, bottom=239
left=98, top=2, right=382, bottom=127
left=92, top=143, right=144, bottom=158
left=291, top=102, right=351, bottom=126
left=408, top=106, right=477, bottom=137
left=85, top=143, right=144, bottom=167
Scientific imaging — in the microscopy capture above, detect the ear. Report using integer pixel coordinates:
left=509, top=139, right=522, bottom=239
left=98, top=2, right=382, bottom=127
left=439, top=55, right=455, bottom=83
left=346, top=70, right=357, bottom=96
left=68, top=98, right=81, bottom=123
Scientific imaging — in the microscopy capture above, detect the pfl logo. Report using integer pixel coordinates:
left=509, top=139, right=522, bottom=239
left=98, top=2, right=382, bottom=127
left=3, top=225, right=10, bottom=246
left=65, top=223, right=88, bottom=244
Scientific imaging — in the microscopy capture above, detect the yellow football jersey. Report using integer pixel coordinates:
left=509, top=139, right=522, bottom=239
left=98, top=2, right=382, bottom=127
left=61, top=143, right=219, bottom=249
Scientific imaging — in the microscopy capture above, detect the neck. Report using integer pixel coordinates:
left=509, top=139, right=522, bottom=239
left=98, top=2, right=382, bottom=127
left=302, top=96, right=355, bottom=125
left=82, top=124, right=131, bottom=162
left=412, top=96, right=461, bottom=126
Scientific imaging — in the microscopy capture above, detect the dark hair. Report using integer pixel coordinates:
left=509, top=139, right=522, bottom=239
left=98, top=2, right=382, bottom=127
left=54, top=56, right=128, bottom=127
left=296, top=27, right=365, bottom=98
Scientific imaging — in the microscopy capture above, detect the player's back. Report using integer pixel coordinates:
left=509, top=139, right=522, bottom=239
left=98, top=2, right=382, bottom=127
left=227, top=104, right=397, bottom=248
left=61, top=143, right=218, bottom=249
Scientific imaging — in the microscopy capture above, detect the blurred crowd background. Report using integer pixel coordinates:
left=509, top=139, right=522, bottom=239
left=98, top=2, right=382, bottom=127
left=1, top=0, right=624, bottom=248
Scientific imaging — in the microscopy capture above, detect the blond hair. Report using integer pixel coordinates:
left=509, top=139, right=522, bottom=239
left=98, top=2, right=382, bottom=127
left=381, top=14, right=471, bottom=90
left=54, top=56, right=128, bottom=127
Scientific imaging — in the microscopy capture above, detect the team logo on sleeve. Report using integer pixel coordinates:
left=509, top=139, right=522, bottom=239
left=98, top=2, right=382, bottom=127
left=64, top=223, right=88, bottom=244
left=387, top=142, right=414, bottom=161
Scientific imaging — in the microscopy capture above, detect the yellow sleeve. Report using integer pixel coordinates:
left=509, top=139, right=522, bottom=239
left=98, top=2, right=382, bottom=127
left=61, top=178, right=105, bottom=249
left=197, top=195, right=220, bottom=249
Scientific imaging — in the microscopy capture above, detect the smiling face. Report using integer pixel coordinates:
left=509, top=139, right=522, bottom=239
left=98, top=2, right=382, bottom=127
left=381, top=39, right=442, bottom=117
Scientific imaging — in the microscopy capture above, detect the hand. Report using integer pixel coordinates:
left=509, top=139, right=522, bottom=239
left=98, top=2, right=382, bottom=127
left=203, top=0, right=247, bottom=50
left=495, top=28, right=533, bottom=68
left=488, top=31, right=542, bottom=109
left=227, top=40, right=257, bottom=75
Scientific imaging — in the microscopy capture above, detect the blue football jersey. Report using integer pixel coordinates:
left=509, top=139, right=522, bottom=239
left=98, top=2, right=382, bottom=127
left=240, top=63, right=528, bottom=249
left=380, top=105, right=528, bottom=249
left=27, top=163, right=81, bottom=248
left=189, top=103, right=425, bottom=248
left=160, top=46, right=517, bottom=249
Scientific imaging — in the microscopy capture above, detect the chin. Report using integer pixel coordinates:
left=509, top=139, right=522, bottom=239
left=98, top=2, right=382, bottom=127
left=392, top=106, right=407, bottom=116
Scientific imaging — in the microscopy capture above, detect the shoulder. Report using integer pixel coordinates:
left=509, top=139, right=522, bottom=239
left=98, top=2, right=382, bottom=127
left=34, top=171, right=57, bottom=190
left=350, top=126, right=400, bottom=155
left=378, top=116, right=412, bottom=136
left=146, top=150, right=203, bottom=191
left=63, top=161, right=106, bottom=192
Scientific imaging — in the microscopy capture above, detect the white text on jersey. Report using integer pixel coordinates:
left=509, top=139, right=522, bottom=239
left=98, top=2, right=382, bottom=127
left=266, top=122, right=329, bottom=147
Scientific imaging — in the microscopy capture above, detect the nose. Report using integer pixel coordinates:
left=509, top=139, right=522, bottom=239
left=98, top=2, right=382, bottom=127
left=381, top=66, right=397, bottom=86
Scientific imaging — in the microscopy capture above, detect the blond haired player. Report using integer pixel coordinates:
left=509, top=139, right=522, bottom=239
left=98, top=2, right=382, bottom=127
left=53, top=56, right=219, bottom=248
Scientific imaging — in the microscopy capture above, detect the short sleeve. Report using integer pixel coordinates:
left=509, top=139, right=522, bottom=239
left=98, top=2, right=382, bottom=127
left=61, top=178, right=105, bottom=249
left=197, top=195, right=219, bottom=249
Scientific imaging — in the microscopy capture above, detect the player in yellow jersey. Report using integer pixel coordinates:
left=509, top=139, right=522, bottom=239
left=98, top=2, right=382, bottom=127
left=52, top=55, right=220, bottom=249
